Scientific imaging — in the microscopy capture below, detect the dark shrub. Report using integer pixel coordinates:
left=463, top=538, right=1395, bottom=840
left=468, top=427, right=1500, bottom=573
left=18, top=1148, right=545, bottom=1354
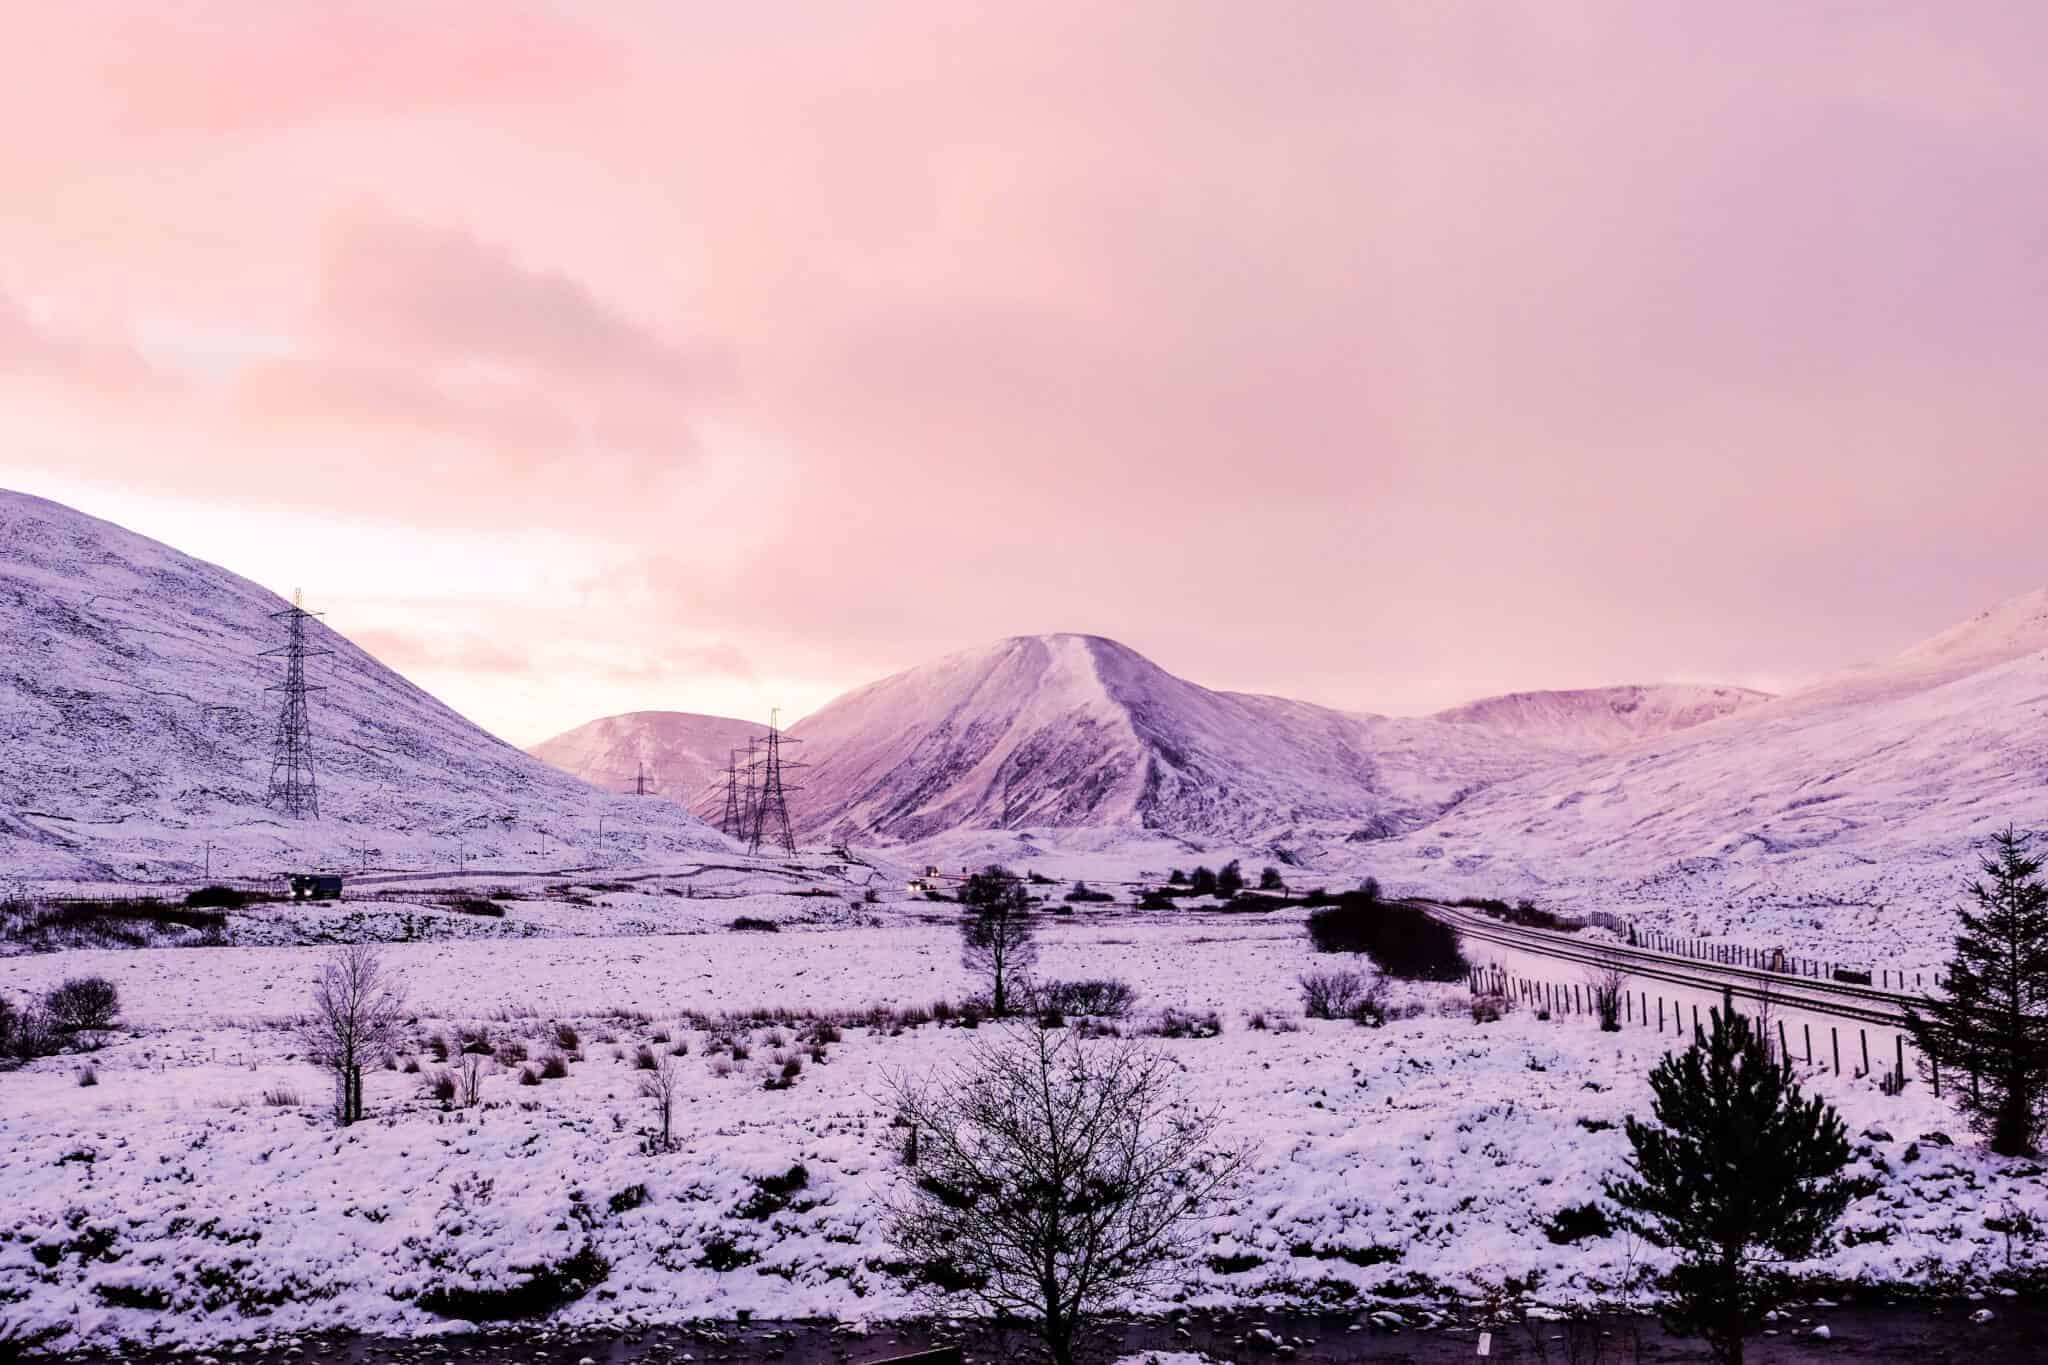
left=1064, top=881, right=1115, bottom=903
left=1306, top=896, right=1467, bottom=981
left=183, top=885, right=247, bottom=909
left=731, top=916, right=780, bottom=932
left=608, top=1183, right=648, bottom=1215
left=1027, top=978, right=1137, bottom=1017
left=696, top=1235, right=758, bottom=1271
left=517, top=1066, right=540, bottom=1086
left=45, top=977, right=120, bottom=1031
left=448, top=898, right=505, bottom=918
left=417, top=1244, right=609, bottom=1319
left=633, top=1045, right=658, bottom=1070
left=1299, top=969, right=1367, bottom=1019
left=1259, top=866, right=1285, bottom=891
left=1217, top=860, right=1245, bottom=897
left=428, top=1071, right=457, bottom=1104
left=1544, top=1202, right=1616, bottom=1245
left=540, top=1053, right=569, bottom=1079
left=735, top=1164, right=810, bottom=1220
left=553, top=1022, right=580, bottom=1051
left=1188, top=866, right=1219, bottom=897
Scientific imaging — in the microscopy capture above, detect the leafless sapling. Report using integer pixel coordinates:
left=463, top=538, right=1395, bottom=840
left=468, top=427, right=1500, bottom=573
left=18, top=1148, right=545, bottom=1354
left=1586, top=959, right=1628, bottom=1032
left=297, top=944, right=408, bottom=1125
left=887, top=1025, right=1244, bottom=1365
left=639, top=1050, right=681, bottom=1150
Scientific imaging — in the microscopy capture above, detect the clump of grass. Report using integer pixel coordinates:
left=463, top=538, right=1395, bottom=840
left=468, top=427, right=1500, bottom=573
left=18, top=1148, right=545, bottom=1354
left=540, top=1053, right=569, bottom=1080
left=1142, top=1007, right=1223, bottom=1039
left=634, top=1045, right=658, bottom=1071
left=76, top=1064, right=98, bottom=1087
left=554, top=1022, right=581, bottom=1051
left=518, top=1066, right=540, bottom=1087
left=262, top=1086, right=301, bottom=1106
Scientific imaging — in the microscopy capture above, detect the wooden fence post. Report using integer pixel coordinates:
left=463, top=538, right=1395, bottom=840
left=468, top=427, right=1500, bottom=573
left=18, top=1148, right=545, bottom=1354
left=1831, top=1027, right=1840, bottom=1075
left=1804, top=1023, right=1812, bottom=1064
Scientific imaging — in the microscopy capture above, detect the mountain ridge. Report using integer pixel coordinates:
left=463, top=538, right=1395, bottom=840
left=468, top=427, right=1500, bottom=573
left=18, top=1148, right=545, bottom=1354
left=0, top=489, right=728, bottom=880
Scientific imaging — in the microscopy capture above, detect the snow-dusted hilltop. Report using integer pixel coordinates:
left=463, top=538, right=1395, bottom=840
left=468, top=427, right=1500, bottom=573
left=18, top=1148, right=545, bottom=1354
left=0, top=490, right=728, bottom=881
left=786, top=633, right=1561, bottom=844
left=1382, top=588, right=2048, bottom=942
left=1432, top=683, right=1773, bottom=754
left=529, top=710, right=760, bottom=814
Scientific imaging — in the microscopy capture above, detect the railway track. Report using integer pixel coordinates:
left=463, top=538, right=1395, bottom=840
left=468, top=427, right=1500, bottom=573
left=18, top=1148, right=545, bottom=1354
left=1418, top=900, right=1920, bottom=1030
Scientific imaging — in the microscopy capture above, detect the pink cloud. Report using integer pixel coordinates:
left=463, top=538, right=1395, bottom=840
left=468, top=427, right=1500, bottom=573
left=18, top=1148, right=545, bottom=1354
left=5, top=2, right=2048, bottom=739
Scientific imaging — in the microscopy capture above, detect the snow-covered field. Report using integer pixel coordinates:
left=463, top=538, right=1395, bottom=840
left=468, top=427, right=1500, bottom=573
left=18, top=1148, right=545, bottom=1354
left=2, top=903, right=2039, bottom=1356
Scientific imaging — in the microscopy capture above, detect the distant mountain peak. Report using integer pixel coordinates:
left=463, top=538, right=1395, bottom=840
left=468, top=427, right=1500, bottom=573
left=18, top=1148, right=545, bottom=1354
left=780, top=633, right=1560, bottom=844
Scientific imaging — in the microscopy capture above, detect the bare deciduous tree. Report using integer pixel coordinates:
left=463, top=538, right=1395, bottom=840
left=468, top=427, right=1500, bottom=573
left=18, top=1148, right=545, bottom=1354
left=298, top=945, right=407, bottom=1125
left=887, top=1025, right=1243, bottom=1365
left=639, top=1050, right=681, bottom=1150
left=960, top=866, right=1037, bottom=1016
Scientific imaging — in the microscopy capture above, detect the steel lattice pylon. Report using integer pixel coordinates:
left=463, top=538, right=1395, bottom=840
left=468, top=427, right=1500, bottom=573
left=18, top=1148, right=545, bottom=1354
left=719, top=746, right=745, bottom=837
left=263, top=589, right=329, bottom=819
left=747, top=710, right=804, bottom=856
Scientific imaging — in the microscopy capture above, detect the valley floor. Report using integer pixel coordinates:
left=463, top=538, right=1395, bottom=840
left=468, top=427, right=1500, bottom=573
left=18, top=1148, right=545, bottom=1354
left=1, top=904, right=2042, bottom=1356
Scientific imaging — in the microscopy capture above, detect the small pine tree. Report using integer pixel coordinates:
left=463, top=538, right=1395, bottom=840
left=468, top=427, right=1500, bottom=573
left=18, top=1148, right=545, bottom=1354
left=1258, top=866, right=1284, bottom=891
left=1216, top=860, right=1245, bottom=898
left=1605, top=992, right=1864, bottom=1365
left=1188, top=866, right=1218, bottom=897
left=1167, top=868, right=1187, bottom=886
left=1906, top=827, right=2048, bottom=1155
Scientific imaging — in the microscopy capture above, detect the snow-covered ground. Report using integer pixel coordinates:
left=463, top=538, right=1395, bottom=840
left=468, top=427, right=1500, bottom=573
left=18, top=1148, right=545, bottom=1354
left=1, top=908, right=2039, bottom=1355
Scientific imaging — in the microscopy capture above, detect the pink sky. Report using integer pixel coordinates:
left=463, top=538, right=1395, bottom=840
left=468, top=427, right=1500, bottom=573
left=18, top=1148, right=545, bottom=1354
left=4, top=2, right=2046, bottom=745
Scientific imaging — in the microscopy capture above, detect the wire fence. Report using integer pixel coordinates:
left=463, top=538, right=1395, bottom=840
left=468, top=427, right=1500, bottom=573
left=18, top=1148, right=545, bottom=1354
left=1466, top=963, right=1930, bottom=1098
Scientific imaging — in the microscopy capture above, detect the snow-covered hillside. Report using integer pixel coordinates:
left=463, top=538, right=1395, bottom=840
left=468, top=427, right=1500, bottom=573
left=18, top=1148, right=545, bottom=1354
left=788, top=634, right=1560, bottom=845
left=1375, top=589, right=2048, bottom=962
left=0, top=490, right=729, bottom=882
left=1432, top=683, right=1772, bottom=754
left=528, top=710, right=760, bottom=816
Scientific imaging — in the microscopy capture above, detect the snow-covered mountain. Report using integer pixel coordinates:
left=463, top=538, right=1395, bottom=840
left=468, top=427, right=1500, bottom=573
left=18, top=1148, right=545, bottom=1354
left=0, top=490, right=729, bottom=881
left=1432, top=683, right=1773, bottom=754
left=786, top=634, right=1562, bottom=845
left=1378, top=588, right=2048, bottom=958
left=529, top=711, right=761, bottom=814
